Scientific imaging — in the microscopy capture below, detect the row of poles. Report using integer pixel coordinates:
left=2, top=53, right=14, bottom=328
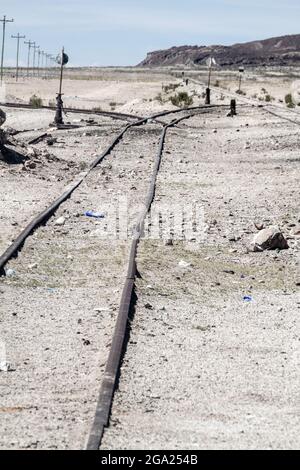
left=0, top=14, right=57, bottom=84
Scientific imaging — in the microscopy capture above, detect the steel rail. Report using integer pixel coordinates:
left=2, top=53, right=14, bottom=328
left=0, top=101, right=144, bottom=122
left=262, top=106, right=300, bottom=126
left=85, top=110, right=200, bottom=451
left=0, top=105, right=224, bottom=276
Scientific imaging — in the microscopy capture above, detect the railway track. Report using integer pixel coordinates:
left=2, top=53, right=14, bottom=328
left=0, top=104, right=226, bottom=277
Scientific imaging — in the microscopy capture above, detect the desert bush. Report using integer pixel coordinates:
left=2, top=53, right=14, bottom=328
left=155, top=93, right=164, bottom=104
left=285, top=93, right=295, bottom=108
left=170, top=91, right=193, bottom=108
left=92, top=106, right=103, bottom=112
left=265, top=94, right=274, bottom=102
left=29, top=94, right=43, bottom=108
left=163, top=83, right=180, bottom=93
left=236, top=89, right=246, bottom=96
left=214, top=80, right=220, bottom=87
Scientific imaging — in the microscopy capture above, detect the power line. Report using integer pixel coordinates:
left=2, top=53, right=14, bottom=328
left=0, top=15, right=14, bottom=84
left=11, top=33, right=25, bottom=82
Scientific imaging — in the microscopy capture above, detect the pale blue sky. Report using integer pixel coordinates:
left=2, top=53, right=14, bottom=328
left=1, top=0, right=299, bottom=66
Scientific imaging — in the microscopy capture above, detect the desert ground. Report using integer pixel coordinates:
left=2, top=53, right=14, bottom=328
left=0, top=67, right=299, bottom=450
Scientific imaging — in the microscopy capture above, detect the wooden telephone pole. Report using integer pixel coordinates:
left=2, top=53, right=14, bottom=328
left=11, top=33, right=25, bottom=82
left=0, top=15, right=14, bottom=84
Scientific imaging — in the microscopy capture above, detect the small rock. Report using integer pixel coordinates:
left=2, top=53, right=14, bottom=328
left=252, top=226, right=289, bottom=252
left=28, top=263, right=38, bottom=269
left=6, top=269, right=16, bottom=278
left=54, top=216, right=66, bottom=226
left=291, top=226, right=300, bottom=237
left=145, top=303, right=153, bottom=310
left=25, top=160, right=36, bottom=170
left=0, top=362, right=13, bottom=372
left=178, top=260, right=191, bottom=268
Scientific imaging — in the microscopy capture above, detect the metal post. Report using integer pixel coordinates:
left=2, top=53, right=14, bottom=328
left=55, top=48, right=65, bottom=125
left=24, top=40, right=34, bottom=78
left=230, top=99, right=237, bottom=116
left=11, top=33, right=25, bottom=82
left=205, top=63, right=212, bottom=105
left=0, top=15, right=14, bottom=84
left=238, top=67, right=244, bottom=94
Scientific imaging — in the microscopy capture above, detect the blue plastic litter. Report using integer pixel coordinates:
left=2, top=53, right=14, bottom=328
left=85, top=211, right=105, bottom=219
left=243, top=296, right=253, bottom=302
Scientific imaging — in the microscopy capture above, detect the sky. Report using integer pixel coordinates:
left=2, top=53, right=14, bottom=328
left=0, top=0, right=299, bottom=67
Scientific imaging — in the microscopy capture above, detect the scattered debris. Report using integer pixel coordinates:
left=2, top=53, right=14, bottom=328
left=251, top=226, right=289, bottom=252
left=5, top=269, right=16, bottom=278
left=85, top=211, right=105, bottom=219
left=0, top=362, right=14, bottom=372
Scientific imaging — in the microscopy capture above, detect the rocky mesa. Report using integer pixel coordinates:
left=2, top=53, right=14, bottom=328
left=138, top=34, right=300, bottom=67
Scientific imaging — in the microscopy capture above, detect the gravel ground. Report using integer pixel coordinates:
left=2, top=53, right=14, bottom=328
left=101, top=105, right=300, bottom=450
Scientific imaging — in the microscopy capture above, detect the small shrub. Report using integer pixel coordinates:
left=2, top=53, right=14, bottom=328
left=236, top=89, right=246, bottom=96
left=214, top=80, right=220, bottom=87
left=170, top=91, right=193, bottom=108
left=265, top=94, right=274, bottom=102
left=285, top=93, right=295, bottom=108
left=163, top=83, right=180, bottom=93
left=92, top=106, right=103, bottom=112
left=155, top=93, right=164, bottom=104
left=48, top=100, right=56, bottom=108
left=29, top=94, right=43, bottom=108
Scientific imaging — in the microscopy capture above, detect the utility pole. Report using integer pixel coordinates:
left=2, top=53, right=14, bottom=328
left=33, top=44, right=39, bottom=76
left=37, top=49, right=41, bottom=77
left=24, top=40, right=34, bottom=78
left=0, top=15, right=14, bottom=84
left=11, top=33, right=25, bottom=82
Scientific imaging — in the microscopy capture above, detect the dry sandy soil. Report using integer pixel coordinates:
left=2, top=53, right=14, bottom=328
left=0, top=68, right=299, bottom=450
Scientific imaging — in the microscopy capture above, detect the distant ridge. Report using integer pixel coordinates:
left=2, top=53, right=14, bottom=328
left=138, top=34, right=300, bottom=67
